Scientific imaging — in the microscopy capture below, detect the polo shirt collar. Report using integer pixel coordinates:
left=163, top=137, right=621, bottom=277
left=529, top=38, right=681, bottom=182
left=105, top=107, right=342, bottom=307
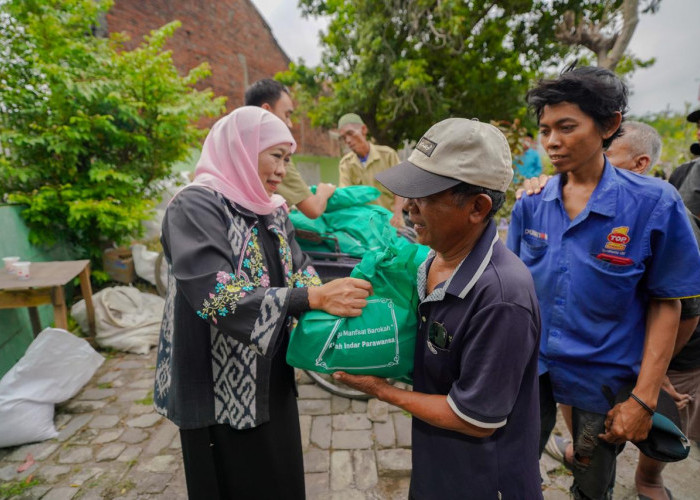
left=540, top=157, right=618, bottom=218
left=418, top=219, right=499, bottom=302
left=355, top=143, right=378, bottom=168
left=588, top=158, right=619, bottom=217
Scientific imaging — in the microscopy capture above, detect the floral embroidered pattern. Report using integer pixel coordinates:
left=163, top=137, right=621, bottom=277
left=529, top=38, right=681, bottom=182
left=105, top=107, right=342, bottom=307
left=197, top=228, right=268, bottom=323
left=291, top=265, right=322, bottom=288
left=271, top=227, right=322, bottom=288
left=198, top=221, right=320, bottom=323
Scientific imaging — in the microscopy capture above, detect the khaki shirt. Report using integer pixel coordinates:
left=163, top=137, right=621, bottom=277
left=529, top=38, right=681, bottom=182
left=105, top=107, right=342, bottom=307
left=277, top=159, right=312, bottom=207
left=338, top=143, right=400, bottom=211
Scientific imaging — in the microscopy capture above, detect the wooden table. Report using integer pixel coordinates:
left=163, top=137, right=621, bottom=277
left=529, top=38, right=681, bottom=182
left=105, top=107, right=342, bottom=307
left=0, top=260, right=96, bottom=338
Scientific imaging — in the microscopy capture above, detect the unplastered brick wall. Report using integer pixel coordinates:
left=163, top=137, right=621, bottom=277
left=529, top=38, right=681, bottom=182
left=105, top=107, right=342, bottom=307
left=106, top=0, right=337, bottom=156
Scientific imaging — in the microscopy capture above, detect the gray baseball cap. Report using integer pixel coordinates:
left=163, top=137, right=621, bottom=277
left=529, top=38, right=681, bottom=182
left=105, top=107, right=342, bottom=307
left=376, top=118, right=513, bottom=198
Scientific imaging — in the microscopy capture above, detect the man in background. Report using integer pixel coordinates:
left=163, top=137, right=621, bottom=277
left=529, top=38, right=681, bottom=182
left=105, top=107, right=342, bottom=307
left=668, top=107, right=700, bottom=190
left=245, top=79, right=335, bottom=218
left=336, top=113, right=404, bottom=227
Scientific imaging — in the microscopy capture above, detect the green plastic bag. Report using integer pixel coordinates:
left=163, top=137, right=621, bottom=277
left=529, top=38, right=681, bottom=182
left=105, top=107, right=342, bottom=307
left=322, top=205, right=394, bottom=256
left=287, top=224, right=423, bottom=379
left=291, top=203, right=396, bottom=257
left=311, top=185, right=381, bottom=212
left=289, top=209, right=329, bottom=234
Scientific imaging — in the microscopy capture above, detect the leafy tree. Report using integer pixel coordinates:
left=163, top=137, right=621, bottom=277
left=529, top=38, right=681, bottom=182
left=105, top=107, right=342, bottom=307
left=279, top=1, right=662, bottom=149
left=637, top=108, right=698, bottom=175
left=279, top=0, right=572, bottom=149
left=0, top=0, right=225, bottom=270
left=553, top=0, right=660, bottom=71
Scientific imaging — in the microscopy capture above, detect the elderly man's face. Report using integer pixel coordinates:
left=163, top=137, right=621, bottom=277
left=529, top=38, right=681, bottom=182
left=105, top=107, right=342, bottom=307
left=338, top=123, right=369, bottom=155
left=404, top=190, right=473, bottom=253
left=605, top=136, right=636, bottom=171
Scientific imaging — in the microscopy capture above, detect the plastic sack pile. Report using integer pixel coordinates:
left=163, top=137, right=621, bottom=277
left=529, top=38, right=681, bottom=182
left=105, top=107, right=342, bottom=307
left=290, top=185, right=400, bottom=256
left=0, top=329, right=104, bottom=448
left=71, top=286, right=164, bottom=354
left=287, top=223, right=429, bottom=380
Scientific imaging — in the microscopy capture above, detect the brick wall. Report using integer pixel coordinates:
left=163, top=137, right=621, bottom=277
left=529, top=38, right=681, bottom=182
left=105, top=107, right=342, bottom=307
left=105, top=0, right=337, bottom=156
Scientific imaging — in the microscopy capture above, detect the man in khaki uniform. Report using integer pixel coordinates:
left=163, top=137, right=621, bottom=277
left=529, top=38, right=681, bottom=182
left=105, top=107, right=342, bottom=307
left=337, top=113, right=404, bottom=227
left=245, top=79, right=335, bottom=218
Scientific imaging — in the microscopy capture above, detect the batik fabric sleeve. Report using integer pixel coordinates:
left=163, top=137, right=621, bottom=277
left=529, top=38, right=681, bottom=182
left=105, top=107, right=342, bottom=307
left=164, top=188, right=296, bottom=358
left=153, top=186, right=320, bottom=430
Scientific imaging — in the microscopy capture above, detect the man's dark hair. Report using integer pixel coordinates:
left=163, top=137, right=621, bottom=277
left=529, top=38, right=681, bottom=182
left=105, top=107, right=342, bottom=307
left=526, top=66, right=628, bottom=148
left=244, top=78, right=289, bottom=107
left=451, top=182, right=505, bottom=220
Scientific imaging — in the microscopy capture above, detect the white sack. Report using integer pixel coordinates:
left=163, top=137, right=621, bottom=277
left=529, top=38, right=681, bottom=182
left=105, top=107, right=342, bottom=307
left=71, top=286, right=164, bottom=355
left=0, top=328, right=104, bottom=448
left=131, top=243, right=166, bottom=287
left=141, top=172, right=190, bottom=241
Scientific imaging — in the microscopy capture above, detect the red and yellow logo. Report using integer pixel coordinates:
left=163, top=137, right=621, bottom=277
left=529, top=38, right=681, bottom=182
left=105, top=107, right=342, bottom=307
left=605, top=226, right=630, bottom=251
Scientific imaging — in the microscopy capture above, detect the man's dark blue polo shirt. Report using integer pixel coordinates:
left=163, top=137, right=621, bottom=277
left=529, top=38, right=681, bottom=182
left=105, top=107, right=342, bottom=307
left=507, top=160, right=700, bottom=414
left=410, top=220, right=542, bottom=500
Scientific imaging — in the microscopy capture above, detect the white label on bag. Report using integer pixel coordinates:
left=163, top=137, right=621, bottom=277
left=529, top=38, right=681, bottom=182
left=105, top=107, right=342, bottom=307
left=315, top=298, right=400, bottom=370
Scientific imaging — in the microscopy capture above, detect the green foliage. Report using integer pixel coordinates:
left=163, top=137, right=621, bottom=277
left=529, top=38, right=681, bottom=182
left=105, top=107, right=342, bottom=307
left=549, top=0, right=662, bottom=75
left=280, top=1, right=661, bottom=148
left=0, top=476, right=41, bottom=497
left=279, top=0, right=575, bottom=148
left=0, top=0, right=226, bottom=265
left=491, top=119, right=530, bottom=223
left=636, top=108, right=697, bottom=174
left=135, top=390, right=154, bottom=406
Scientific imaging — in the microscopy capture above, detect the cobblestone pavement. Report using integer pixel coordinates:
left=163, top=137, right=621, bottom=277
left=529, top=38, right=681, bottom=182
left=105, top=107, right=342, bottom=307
left=1, top=350, right=699, bottom=499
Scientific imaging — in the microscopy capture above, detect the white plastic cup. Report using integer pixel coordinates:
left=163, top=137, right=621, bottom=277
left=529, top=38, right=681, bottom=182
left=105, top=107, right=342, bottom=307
left=13, top=261, right=31, bottom=280
left=2, top=256, right=20, bottom=273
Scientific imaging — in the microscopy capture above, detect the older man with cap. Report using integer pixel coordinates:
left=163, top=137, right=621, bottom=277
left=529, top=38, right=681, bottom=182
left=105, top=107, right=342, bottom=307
left=333, top=118, right=543, bottom=499
left=336, top=113, right=404, bottom=227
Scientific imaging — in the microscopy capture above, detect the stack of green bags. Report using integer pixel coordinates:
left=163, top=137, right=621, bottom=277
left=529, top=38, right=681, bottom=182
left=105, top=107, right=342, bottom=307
left=290, top=185, right=425, bottom=259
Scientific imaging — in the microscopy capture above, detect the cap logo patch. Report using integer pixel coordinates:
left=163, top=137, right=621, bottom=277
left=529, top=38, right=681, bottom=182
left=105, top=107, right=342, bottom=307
left=416, top=137, right=437, bottom=157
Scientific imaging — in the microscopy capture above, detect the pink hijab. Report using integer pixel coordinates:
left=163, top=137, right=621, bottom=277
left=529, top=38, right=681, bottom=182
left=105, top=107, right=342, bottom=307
left=190, top=106, right=297, bottom=215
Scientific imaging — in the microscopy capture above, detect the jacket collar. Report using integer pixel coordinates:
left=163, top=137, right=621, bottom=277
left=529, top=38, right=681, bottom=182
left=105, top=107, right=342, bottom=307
left=541, top=157, right=618, bottom=218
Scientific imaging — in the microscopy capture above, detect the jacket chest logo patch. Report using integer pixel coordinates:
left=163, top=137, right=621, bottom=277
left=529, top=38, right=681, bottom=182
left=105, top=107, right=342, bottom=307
left=525, top=228, right=548, bottom=240
left=605, top=226, right=630, bottom=252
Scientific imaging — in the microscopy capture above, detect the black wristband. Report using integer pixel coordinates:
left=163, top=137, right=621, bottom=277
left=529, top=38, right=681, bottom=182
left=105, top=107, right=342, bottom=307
left=630, top=392, right=655, bottom=416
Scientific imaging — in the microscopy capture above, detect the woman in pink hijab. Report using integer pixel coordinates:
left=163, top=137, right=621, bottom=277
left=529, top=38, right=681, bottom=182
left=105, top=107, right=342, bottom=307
left=154, top=107, right=372, bottom=499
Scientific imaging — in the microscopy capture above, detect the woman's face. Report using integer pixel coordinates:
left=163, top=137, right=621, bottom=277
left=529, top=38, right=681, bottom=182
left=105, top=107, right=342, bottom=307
left=258, top=143, right=292, bottom=197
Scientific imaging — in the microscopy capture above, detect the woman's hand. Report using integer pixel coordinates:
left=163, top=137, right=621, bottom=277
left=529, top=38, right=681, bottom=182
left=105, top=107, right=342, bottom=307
left=308, top=277, right=373, bottom=317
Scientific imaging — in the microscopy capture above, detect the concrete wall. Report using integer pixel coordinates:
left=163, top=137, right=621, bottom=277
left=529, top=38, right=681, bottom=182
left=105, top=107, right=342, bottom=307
left=0, top=205, right=75, bottom=378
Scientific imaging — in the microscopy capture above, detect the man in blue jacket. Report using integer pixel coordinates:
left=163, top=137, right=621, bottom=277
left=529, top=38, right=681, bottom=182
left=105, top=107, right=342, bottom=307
left=507, top=67, right=700, bottom=499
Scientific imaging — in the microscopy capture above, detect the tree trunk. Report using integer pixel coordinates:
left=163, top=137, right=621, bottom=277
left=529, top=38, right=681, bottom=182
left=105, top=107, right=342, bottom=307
left=555, top=0, right=640, bottom=71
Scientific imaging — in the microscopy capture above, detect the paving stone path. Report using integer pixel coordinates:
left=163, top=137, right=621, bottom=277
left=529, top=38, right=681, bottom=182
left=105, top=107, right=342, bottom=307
left=1, top=350, right=698, bottom=499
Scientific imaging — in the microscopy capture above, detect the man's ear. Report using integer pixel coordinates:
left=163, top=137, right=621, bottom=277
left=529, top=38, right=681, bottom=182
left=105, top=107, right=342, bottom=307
left=633, top=155, right=651, bottom=174
left=261, top=102, right=273, bottom=112
left=603, top=112, right=623, bottom=140
left=469, top=194, right=493, bottom=223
